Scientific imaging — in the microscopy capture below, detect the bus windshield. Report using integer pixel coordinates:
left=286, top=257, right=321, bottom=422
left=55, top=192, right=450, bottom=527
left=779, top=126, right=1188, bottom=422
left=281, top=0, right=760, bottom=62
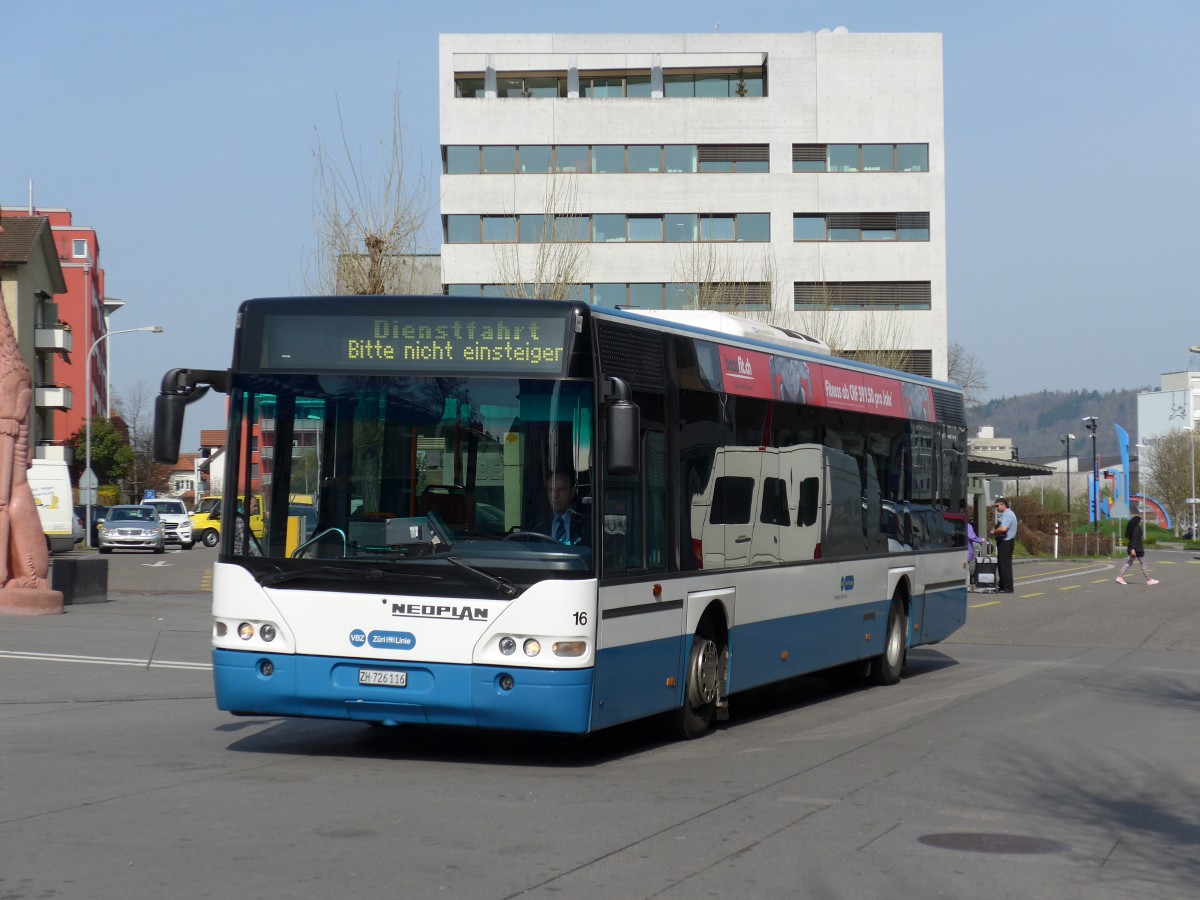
left=226, top=374, right=595, bottom=587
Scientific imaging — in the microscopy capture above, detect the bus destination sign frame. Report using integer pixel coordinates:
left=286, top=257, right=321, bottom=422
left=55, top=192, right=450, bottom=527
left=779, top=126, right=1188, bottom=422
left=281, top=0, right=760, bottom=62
left=256, top=313, right=572, bottom=376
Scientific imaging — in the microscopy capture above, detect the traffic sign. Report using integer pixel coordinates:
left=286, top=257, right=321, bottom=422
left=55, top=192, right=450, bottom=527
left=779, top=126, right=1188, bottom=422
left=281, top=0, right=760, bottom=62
left=80, top=468, right=99, bottom=490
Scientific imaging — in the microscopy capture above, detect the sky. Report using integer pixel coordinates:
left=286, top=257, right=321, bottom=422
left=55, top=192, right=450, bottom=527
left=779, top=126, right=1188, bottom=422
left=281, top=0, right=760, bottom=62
left=4, top=0, right=1199, bottom=447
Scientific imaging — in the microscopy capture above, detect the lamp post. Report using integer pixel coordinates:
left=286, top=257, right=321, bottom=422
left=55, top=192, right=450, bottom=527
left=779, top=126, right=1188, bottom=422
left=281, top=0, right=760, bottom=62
left=1061, top=433, right=1075, bottom=526
left=83, top=325, right=164, bottom=547
left=1083, top=416, right=1099, bottom=532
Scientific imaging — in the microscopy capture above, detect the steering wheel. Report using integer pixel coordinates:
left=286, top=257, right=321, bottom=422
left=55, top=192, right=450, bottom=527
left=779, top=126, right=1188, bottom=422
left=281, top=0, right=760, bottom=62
left=503, top=531, right=561, bottom=544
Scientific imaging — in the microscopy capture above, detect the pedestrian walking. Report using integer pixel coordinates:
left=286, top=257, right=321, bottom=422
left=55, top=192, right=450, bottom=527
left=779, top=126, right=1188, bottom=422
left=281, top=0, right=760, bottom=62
left=991, top=497, right=1018, bottom=593
left=1116, top=514, right=1158, bottom=585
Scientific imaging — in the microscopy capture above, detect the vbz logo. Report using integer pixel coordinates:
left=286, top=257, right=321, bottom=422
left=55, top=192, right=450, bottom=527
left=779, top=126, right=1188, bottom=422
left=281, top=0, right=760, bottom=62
left=840, top=575, right=855, bottom=591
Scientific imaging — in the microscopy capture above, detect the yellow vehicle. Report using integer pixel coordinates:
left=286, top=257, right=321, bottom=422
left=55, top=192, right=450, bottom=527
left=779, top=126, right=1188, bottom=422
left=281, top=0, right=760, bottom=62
left=190, top=494, right=263, bottom=548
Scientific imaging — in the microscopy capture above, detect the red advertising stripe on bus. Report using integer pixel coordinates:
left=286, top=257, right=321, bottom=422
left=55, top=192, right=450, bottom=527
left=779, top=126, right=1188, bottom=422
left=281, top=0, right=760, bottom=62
left=718, top=346, right=773, bottom=398
left=716, top=345, right=935, bottom=421
left=817, top=366, right=936, bottom=422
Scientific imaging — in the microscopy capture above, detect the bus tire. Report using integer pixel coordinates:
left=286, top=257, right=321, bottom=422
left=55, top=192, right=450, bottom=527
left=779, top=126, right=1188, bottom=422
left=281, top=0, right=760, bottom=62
left=202, top=529, right=219, bottom=548
left=676, top=631, right=722, bottom=739
left=871, top=597, right=907, bottom=686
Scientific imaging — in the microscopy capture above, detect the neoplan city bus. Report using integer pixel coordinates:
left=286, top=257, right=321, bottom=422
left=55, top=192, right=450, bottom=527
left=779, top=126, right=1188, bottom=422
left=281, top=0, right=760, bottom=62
left=154, top=296, right=968, bottom=738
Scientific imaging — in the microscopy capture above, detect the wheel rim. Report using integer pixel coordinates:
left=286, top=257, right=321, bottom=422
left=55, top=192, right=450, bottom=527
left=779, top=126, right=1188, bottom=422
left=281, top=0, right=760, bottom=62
left=687, top=638, right=720, bottom=708
left=885, top=608, right=904, bottom=668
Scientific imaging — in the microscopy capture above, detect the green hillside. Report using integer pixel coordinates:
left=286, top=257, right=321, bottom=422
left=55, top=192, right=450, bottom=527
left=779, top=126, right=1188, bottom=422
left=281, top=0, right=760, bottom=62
left=968, top=388, right=1147, bottom=459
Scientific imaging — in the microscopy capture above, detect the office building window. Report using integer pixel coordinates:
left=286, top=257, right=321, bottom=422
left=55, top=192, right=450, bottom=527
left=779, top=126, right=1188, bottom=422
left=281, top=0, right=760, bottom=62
left=446, top=215, right=481, bottom=243
left=592, top=145, right=626, bottom=174
left=627, top=145, right=663, bottom=173
left=665, top=214, right=698, bottom=242
left=520, top=145, right=553, bottom=173
left=481, top=146, right=517, bottom=174
left=445, top=146, right=479, bottom=174
left=794, top=281, right=932, bottom=311
left=665, top=145, right=698, bottom=173
left=793, top=213, right=929, bottom=242
left=592, top=214, right=627, bottom=242
left=628, top=216, right=664, bottom=242
left=554, top=146, right=590, bottom=173
left=793, top=143, right=930, bottom=173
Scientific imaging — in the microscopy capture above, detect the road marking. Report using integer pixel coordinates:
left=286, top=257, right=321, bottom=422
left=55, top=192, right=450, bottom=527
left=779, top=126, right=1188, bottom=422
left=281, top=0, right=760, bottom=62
left=1091, top=578, right=1110, bottom=583
left=1059, top=585, right=1081, bottom=591
left=142, top=561, right=173, bottom=568
left=1021, top=592, right=1045, bottom=599
left=969, top=601, right=1001, bottom=608
left=0, top=649, right=210, bottom=671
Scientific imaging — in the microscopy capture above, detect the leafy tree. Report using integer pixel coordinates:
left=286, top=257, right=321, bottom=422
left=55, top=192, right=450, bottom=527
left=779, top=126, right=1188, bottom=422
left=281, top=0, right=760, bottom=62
left=67, top=416, right=134, bottom=486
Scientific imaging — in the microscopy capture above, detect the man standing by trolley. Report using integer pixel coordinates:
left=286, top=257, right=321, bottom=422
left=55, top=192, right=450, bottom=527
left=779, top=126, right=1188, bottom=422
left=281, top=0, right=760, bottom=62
left=991, top=497, right=1018, bottom=593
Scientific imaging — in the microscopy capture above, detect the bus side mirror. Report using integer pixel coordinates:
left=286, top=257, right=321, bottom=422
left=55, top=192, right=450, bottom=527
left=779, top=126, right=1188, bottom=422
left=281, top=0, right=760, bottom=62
left=605, top=376, right=639, bottom=476
left=153, top=368, right=229, bottom=464
left=154, top=393, right=187, bottom=464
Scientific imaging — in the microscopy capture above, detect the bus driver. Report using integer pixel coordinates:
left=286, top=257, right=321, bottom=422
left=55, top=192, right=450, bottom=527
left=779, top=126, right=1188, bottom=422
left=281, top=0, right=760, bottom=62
left=537, top=471, right=589, bottom=546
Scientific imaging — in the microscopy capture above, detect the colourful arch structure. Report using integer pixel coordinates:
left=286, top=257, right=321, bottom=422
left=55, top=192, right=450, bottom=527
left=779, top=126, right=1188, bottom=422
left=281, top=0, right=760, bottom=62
left=1131, top=495, right=1171, bottom=530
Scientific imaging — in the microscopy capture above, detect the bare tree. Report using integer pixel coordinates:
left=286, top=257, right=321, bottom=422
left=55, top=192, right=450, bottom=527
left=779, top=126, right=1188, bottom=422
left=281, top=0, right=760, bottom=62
left=791, top=274, right=915, bottom=371
left=1143, top=428, right=1200, bottom=534
left=494, top=175, right=589, bottom=300
left=948, top=341, right=990, bottom=405
left=114, top=378, right=170, bottom=501
left=308, top=86, right=435, bottom=295
left=671, top=241, right=784, bottom=322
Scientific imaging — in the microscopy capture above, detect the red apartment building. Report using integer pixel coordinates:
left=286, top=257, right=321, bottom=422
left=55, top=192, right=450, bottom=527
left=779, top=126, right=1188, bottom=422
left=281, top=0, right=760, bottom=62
left=1, top=206, right=119, bottom=456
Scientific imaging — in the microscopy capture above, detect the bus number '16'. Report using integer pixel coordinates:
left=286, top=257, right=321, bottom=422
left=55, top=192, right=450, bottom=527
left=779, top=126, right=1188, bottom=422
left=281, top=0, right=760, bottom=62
left=573, top=611, right=587, bottom=626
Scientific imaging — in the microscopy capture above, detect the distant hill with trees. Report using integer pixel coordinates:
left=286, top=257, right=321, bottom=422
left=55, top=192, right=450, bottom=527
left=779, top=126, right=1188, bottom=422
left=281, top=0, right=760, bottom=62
left=968, top=388, right=1146, bottom=460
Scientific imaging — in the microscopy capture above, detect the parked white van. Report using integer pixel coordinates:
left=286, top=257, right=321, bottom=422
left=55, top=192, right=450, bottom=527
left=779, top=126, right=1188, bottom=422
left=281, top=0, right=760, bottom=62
left=29, top=459, right=78, bottom=553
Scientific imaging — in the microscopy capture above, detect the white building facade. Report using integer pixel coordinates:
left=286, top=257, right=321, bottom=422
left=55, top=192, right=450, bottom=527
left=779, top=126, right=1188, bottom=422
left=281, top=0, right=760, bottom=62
left=439, top=31, right=948, bottom=379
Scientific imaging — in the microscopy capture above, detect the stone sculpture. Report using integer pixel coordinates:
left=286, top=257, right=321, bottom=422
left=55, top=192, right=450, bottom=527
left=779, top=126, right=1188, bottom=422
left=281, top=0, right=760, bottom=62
left=0, top=288, right=63, bottom=615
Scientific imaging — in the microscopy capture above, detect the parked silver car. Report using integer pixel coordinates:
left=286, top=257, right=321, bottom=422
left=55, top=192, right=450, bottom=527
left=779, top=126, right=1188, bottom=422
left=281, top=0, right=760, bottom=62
left=98, top=505, right=166, bottom=554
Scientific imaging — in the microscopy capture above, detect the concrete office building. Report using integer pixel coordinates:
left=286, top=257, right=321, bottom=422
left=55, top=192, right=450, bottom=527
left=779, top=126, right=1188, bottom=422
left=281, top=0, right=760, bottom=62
left=439, top=31, right=947, bottom=379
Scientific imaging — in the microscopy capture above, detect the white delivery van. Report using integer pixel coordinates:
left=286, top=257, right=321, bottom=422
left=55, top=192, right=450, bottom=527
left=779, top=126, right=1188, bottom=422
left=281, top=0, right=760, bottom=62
left=29, top=459, right=77, bottom=553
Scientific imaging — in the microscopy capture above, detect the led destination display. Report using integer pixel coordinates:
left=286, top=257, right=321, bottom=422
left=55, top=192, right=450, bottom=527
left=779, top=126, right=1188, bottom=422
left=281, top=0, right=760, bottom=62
left=258, top=313, right=571, bottom=374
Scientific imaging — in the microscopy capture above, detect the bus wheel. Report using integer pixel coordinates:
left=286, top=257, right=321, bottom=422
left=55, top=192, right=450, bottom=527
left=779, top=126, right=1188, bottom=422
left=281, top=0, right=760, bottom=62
left=202, top=529, right=219, bottom=548
left=871, top=597, right=907, bottom=686
left=677, top=632, right=722, bottom=739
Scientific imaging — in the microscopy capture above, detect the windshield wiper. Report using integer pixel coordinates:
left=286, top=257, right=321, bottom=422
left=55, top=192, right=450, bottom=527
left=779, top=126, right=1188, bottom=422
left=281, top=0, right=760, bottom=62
left=443, top=556, right=519, bottom=598
left=259, top=565, right=444, bottom=587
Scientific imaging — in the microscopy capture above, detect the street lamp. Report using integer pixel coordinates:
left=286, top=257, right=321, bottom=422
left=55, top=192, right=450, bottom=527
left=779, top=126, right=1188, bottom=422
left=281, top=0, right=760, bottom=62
left=83, top=325, right=164, bottom=547
left=1083, top=416, right=1099, bottom=532
left=1061, top=433, right=1075, bottom=525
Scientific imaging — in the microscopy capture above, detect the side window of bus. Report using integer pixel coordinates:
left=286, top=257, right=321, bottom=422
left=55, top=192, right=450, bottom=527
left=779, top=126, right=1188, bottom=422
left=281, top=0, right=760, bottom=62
left=710, top=476, right=754, bottom=524
left=760, top=477, right=790, bottom=526
left=796, top=477, right=819, bottom=527
left=603, top=393, right=666, bottom=576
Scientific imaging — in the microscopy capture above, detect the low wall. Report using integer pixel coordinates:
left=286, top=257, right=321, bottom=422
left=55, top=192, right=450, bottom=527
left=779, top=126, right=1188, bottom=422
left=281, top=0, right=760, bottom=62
left=50, top=558, right=109, bottom=605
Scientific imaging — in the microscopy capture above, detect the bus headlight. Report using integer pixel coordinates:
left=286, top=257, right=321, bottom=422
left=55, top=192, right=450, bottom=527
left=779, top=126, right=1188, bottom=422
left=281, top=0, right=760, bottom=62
left=522, top=639, right=541, bottom=657
left=552, top=641, right=587, bottom=658
left=498, top=636, right=517, bottom=655
left=260, top=624, right=277, bottom=642
left=238, top=623, right=255, bottom=640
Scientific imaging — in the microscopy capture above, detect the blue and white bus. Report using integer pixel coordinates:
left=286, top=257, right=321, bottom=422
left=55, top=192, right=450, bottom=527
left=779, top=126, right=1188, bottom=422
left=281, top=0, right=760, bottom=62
left=155, top=296, right=967, bottom=738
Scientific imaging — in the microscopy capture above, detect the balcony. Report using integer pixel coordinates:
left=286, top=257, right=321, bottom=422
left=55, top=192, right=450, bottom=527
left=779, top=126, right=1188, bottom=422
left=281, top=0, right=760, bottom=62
left=36, top=442, right=73, bottom=464
left=35, top=385, right=73, bottom=410
left=35, top=324, right=73, bottom=357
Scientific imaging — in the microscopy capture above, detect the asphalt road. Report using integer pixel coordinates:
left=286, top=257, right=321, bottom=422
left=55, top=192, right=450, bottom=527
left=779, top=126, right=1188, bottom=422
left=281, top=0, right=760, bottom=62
left=1, top=548, right=1197, bottom=899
